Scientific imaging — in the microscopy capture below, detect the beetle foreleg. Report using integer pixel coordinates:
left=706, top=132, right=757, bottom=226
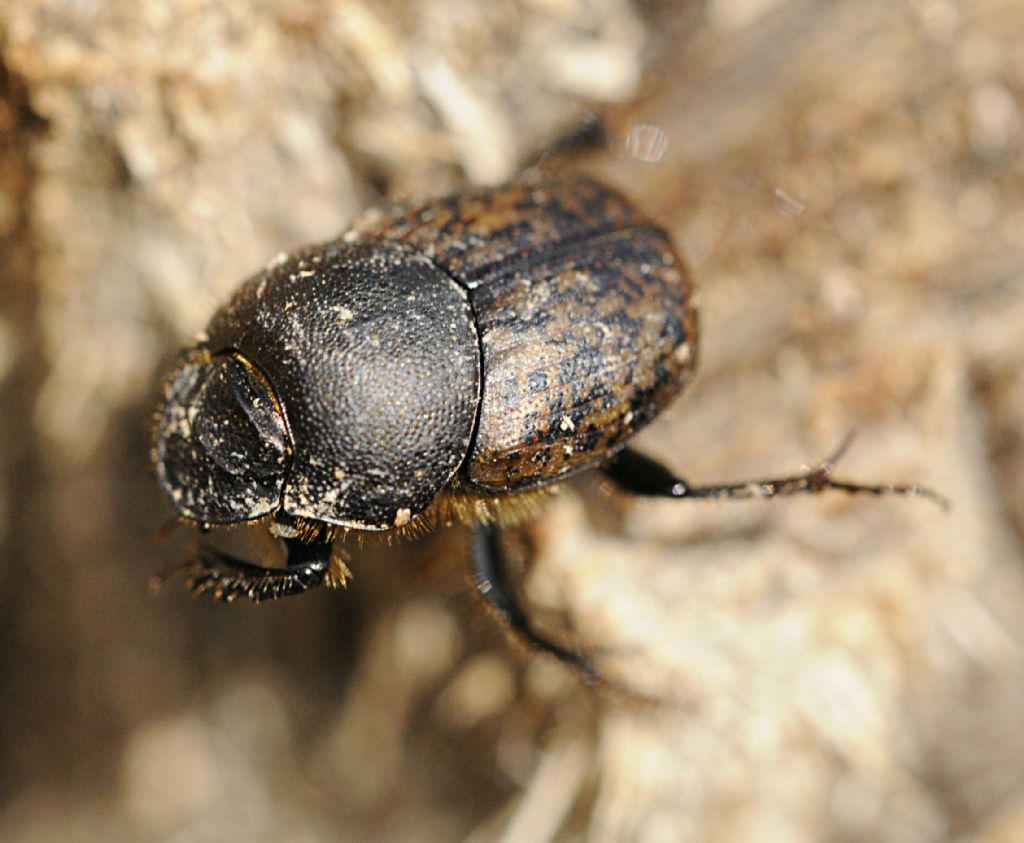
left=181, top=537, right=350, bottom=603
left=604, top=436, right=948, bottom=508
left=470, top=523, right=601, bottom=685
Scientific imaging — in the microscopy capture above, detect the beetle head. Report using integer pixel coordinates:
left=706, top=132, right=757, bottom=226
left=153, top=348, right=291, bottom=525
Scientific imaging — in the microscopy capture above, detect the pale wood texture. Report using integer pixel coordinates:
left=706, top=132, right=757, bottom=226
left=1, top=1, right=1023, bottom=842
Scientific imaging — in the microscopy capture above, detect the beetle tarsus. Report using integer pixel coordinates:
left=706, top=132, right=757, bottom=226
left=180, top=537, right=341, bottom=603
left=604, top=439, right=948, bottom=509
left=470, top=523, right=602, bottom=686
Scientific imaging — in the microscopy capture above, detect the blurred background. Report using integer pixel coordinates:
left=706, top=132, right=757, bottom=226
left=1, top=0, right=1023, bottom=840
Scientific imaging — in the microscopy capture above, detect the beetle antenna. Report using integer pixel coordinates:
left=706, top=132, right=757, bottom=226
left=150, top=516, right=185, bottom=547
left=147, top=560, right=180, bottom=595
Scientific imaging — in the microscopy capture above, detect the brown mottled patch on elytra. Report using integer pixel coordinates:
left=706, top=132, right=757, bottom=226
left=468, top=239, right=695, bottom=490
left=349, top=178, right=646, bottom=290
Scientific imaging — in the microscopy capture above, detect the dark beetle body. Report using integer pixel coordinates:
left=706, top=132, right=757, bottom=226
left=155, top=178, right=698, bottom=534
left=153, top=176, right=940, bottom=679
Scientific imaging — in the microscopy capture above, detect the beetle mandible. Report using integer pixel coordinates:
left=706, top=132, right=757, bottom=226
left=153, top=177, right=942, bottom=682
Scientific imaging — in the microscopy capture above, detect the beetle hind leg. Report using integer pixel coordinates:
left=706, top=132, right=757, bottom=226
left=180, top=537, right=349, bottom=603
left=604, top=435, right=948, bottom=508
left=471, top=523, right=602, bottom=686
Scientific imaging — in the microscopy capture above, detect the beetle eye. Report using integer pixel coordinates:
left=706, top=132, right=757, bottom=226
left=194, top=355, right=289, bottom=477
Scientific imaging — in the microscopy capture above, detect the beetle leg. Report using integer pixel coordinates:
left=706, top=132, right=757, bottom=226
left=604, top=435, right=948, bottom=508
left=181, top=536, right=350, bottom=603
left=470, top=523, right=601, bottom=685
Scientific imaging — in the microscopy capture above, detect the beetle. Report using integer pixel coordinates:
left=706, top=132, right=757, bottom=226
left=153, top=177, right=943, bottom=682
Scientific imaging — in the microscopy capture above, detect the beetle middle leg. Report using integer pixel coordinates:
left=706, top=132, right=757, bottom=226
left=181, top=536, right=350, bottom=603
left=603, top=435, right=948, bottom=507
left=471, top=522, right=602, bottom=686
